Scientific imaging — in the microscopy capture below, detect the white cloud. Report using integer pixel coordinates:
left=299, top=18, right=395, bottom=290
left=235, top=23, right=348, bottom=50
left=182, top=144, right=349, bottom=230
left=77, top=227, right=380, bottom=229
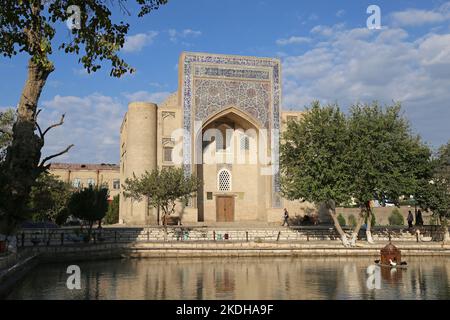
left=122, top=90, right=171, bottom=103
left=122, top=31, right=158, bottom=53
left=336, top=10, right=345, bottom=18
left=168, top=28, right=202, bottom=43
left=281, top=24, right=450, bottom=147
left=276, top=36, right=311, bottom=46
left=390, top=2, right=450, bottom=27
left=36, top=90, right=173, bottom=163
left=39, top=93, right=127, bottom=163
left=310, top=24, right=345, bottom=37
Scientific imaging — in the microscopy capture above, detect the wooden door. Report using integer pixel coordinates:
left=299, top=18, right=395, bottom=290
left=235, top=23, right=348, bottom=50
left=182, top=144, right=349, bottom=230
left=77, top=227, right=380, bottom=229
left=216, top=196, right=234, bottom=222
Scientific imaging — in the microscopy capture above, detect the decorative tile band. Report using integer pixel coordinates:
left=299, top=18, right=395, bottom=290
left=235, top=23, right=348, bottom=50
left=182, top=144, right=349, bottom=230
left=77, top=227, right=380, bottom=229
left=194, top=66, right=270, bottom=80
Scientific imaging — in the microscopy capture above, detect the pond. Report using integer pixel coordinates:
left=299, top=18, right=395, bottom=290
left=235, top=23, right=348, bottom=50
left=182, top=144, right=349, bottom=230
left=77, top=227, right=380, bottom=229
left=6, top=256, right=450, bottom=300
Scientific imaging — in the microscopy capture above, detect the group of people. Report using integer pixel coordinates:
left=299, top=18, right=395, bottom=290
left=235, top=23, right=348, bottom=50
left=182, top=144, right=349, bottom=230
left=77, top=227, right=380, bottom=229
left=407, top=209, right=424, bottom=229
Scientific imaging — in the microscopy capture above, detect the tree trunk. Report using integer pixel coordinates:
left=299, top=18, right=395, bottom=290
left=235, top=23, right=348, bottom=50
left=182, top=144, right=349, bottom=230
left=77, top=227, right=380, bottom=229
left=2, top=58, right=54, bottom=232
left=87, top=221, right=94, bottom=242
left=443, top=228, right=450, bottom=243
left=350, top=207, right=366, bottom=246
left=441, top=217, right=449, bottom=243
left=162, top=210, right=168, bottom=242
left=365, top=203, right=375, bottom=244
left=327, top=200, right=350, bottom=247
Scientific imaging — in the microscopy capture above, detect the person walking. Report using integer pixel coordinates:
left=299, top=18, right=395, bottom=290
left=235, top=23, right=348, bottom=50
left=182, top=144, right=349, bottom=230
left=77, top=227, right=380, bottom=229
left=282, top=208, right=290, bottom=226
left=416, top=209, right=424, bottom=226
left=407, top=210, right=414, bottom=229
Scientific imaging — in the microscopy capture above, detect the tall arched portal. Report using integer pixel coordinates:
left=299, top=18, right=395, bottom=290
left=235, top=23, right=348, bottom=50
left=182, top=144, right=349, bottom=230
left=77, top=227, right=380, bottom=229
left=195, top=108, right=266, bottom=223
left=180, top=52, right=283, bottom=223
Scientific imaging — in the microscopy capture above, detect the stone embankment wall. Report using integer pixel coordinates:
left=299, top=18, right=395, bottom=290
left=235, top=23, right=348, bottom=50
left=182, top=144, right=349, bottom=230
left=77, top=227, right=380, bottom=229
left=14, top=225, right=446, bottom=247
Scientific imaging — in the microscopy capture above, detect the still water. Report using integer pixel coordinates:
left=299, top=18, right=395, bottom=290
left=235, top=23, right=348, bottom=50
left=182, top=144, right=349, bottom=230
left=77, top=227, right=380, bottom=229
left=6, top=256, right=450, bottom=300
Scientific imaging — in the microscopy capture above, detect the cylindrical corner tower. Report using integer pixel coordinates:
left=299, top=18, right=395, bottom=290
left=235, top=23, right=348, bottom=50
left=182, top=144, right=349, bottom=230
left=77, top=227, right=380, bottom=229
left=120, top=102, right=158, bottom=225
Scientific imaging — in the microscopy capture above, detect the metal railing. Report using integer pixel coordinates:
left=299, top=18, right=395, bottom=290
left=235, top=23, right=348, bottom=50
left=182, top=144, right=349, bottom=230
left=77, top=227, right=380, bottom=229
left=12, top=225, right=449, bottom=248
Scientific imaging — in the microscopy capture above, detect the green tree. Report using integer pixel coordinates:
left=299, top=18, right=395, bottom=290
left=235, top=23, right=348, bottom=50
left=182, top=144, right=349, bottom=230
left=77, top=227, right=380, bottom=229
left=105, top=195, right=120, bottom=225
left=0, top=109, right=15, bottom=161
left=416, top=141, right=450, bottom=241
left=337, top=214, right=346, bottom=226
left=388, top=208, right=405, bottom=226
left=67, top=186, right=109, bottom=241
left=280, top=102, right=352, bottom=246
left=346, top=103, right=431, bottom=244
left=29, top=172, right=72, bottom=225
left=123, top=167, right=200, bottom=227
left=0, top=0, right=168, bottom=238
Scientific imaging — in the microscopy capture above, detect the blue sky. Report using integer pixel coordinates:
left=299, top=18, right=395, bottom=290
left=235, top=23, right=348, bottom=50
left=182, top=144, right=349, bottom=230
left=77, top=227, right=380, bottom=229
left=1, top=0, right=450, bottom=163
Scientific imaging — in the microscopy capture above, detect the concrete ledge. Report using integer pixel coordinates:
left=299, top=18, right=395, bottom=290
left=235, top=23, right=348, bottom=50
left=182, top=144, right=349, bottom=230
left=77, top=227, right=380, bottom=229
left=25, top=241, right=450, bottom=262
left=0, top=252, right=39, bottom=299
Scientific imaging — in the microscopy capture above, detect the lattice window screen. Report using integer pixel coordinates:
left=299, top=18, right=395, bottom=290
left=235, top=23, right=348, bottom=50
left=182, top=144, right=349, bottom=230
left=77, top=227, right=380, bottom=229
left=240, top=134, right=250, bottom=150
left=218, top=169, right=231, bottom=191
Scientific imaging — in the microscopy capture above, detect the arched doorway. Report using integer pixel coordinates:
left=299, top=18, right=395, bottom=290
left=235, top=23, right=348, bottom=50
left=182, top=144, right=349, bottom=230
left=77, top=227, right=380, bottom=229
left=195, top=107, right=264, bottom=223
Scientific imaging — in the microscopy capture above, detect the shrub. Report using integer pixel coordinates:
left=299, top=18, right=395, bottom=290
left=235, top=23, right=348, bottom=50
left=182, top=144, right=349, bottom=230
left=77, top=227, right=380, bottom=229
left=348, top=214, right=357, bottom=228
left=105, top=195, right=119, bottom=225
left=337, top=213, right=346, bottom=226
left=67, top=186, right=109, bottom=241
left=388, top=208, right=404, bottom=226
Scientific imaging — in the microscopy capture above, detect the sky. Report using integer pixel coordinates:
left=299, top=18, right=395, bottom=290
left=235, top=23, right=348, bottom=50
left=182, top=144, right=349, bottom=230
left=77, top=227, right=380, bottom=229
left=1, top=0, right=450, bottom=164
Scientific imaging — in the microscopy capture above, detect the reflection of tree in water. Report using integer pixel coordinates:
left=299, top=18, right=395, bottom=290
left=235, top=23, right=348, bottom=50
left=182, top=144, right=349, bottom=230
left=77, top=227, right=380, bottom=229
left=7, top=256, right=450, bottom=299
left=410, top=265, right=428, bottom=299
left=214, top=264, right=235, bottom=299
left=300, top=259, right=341, bottom=300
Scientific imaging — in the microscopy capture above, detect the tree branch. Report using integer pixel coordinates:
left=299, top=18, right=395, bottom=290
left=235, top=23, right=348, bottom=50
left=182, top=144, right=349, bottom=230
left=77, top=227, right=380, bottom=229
left=42, top=113, right=65, bottom=136
left=39, top=144, right=74, bottom=168
left=36, top=122, right=44, bottom=140
left=35, top=108, right=42, bottom=121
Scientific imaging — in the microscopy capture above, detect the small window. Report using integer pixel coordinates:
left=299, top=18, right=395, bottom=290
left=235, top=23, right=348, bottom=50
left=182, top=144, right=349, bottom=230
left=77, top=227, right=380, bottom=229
left=87, top=178, right=95, bottom=187
left=207, top=192, right=213, bottom=200
left=240, top=135, right=250, bottom=150
left=113, top=179, right=120, bottom=190
left=163, top=147, right=173, bottom=162
left=72, top=178, right=81, bottom=188
left=218, top=169, right=231, bottom=192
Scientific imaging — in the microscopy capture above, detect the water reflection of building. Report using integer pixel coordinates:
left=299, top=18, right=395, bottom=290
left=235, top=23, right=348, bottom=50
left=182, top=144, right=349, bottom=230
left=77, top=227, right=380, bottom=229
left=13, top=257, right=449, bottom=300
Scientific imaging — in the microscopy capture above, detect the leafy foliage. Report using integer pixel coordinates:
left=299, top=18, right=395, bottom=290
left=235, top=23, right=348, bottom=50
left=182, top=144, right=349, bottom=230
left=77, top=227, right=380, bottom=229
left=105, top=194, right=119, bottom=225
left=0, top=109, right=15, bottom=161
left=280, top=101, right=431, bottom=245
left=416, top=141, right=450, bottom=225
left=337, top=214, right=346, bottom=226
left=0, top=0, right=168, bottom=76
left=28, top=172, right=72, bottom=225
left=281, top=102, right=351, bottom=206
left=67, top=186, right=108, bottom=240
left=123, top=167, right=200, bottom=225
left=347, top=103, right=432, bottom=207
left=388, top=208, right=405, bottom=226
